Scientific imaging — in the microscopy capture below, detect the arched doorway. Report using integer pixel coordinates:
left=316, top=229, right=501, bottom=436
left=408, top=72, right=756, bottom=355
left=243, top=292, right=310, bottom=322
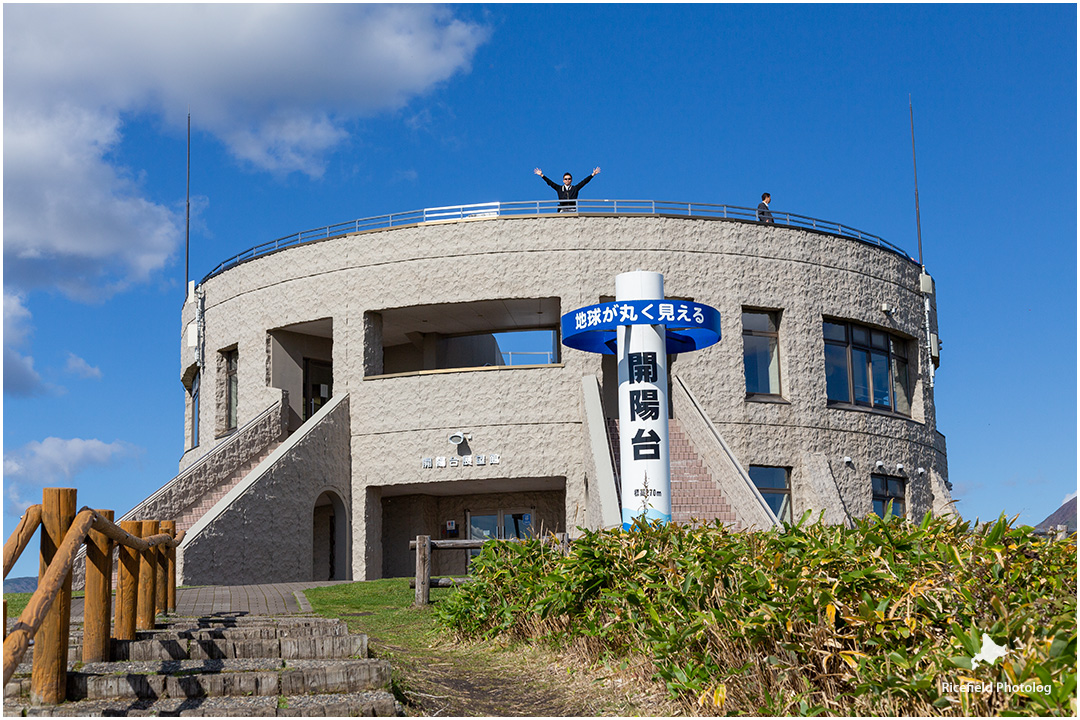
left=312, top=490, right=349, bottom=581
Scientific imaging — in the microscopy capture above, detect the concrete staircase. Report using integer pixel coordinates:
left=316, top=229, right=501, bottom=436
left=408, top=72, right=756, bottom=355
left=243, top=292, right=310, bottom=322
left=174, top=441, right=280, bottom=535
left=606, top=417, right=738, bottom=527
left=4, top=615, right=399, bottom=716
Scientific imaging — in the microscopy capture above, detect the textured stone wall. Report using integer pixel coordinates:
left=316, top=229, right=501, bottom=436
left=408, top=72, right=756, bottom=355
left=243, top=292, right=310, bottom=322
left=189, top=213, right=950, bottom=580
left=71, top=399, right=286, bottom=590
left=580, top=375, right=621, bottom=530
left=178, top=395, right=352, bottom=586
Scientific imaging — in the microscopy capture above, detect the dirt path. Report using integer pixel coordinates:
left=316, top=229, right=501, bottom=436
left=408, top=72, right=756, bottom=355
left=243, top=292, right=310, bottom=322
left=369, top=635, right=672, bottom=717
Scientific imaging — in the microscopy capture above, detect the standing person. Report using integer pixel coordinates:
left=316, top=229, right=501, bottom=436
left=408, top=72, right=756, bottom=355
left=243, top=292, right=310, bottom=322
left=757, top=193, right=774, bottom=223
left=535, top=167, right=601, bottom=211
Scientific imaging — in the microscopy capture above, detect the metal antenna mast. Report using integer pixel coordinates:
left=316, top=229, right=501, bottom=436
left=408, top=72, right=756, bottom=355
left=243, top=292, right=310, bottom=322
left=185, top=110, right=191, bottom=297
left=909, top=95, right=923, bottom=267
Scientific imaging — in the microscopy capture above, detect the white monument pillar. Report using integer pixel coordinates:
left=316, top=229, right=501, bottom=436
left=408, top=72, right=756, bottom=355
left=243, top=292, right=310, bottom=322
left=615, top=270, right=671, bottom=528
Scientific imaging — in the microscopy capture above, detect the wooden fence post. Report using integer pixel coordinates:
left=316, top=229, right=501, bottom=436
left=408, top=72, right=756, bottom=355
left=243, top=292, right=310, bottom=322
left=414, top=535, right=431, bottom=606
left=30, top=487, right=77, bottom=705
left=83, top=509, right=114, bottom=663
left=154, top=524, right=168, bottom=616
left=161, top=520, right=176, bottom=614
left=136, top=520, right=159, bottom=630
left=115, top=521, right=141, bottom=641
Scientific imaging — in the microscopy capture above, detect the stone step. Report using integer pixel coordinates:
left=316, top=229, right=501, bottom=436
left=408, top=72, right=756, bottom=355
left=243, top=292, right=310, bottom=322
left=49, top=658, right=391, bottom=702
left=6, top=689, right=399, bottom=716
left=163, top=615, right=336, bottom=627
left=154, top=619, right=348, bottom=638
left=111, top=633, right=366, bottom=661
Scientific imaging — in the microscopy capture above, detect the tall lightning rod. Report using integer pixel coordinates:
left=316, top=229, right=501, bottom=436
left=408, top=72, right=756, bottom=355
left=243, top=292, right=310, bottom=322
left=185, top=110, right=191, bottom=297
left=909, top=95, right=924, bottom=267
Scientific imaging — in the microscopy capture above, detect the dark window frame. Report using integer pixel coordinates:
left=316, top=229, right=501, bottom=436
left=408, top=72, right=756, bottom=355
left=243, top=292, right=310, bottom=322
left=748, top=465, right=792, bottom=524
left=871, top=474, right=906, bottom=518
left=224, top=348, right=238, bottom=432
left=823, top=319, right=912, bottom=417
left=190, top=369, right=200, bottom=449
left=742, top=309, right=784, bottom=401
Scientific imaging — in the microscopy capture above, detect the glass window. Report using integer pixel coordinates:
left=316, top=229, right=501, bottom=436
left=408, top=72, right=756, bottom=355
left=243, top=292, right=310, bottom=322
left=467, top=508, right=535, bottom=565
left=224, top=349, right=238, bottom=431
left=851, top=348, right=871, bottom=404
left=893, top=357, right=911, bottom=415
left=871, top=351, right=891, bottom=407
left=749, top=465, right=792, bottom=524
left=742, top=310, right=782, bottom=397
left=190, top=370, right=200, bottom=448
left=823, top=320, right=913, bottom=416
left=871, top=474, right=905, bottom=518
left=823, top=322, right=847, bottom=342
left=502, top=512, right=533, bottom=539
left=824, top=344, right=850, bottom=402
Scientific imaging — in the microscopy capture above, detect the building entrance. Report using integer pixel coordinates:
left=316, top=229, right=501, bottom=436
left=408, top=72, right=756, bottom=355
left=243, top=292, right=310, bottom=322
left=466, top=507, right=534, bottom=561
left=303, top=358, right=333, bottom=420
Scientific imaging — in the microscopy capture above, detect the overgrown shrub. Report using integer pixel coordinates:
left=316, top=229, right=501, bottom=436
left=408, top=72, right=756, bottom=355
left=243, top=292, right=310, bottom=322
left=436, top=513, right=1076, bottom=716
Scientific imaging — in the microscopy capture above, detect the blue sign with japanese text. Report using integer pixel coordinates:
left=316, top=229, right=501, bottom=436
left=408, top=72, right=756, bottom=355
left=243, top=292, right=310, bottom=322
left=561, top=299, right=721, bottom=355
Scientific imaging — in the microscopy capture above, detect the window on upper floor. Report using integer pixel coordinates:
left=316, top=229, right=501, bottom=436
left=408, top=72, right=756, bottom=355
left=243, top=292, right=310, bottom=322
left=222, top=348, right=238, bottom=432
left=190, top=370, right=200, bottom=448
left=871, top=474, right=906, bottom=518
left=742, top=310, right=782, bottom=399
left=823, top=320, right=912, bottom=416
left=748, top=465, right=792, bottom=524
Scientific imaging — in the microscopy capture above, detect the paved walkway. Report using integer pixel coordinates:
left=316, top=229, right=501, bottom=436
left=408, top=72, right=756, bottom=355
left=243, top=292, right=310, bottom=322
left=70, top=581, right=349, bottom=621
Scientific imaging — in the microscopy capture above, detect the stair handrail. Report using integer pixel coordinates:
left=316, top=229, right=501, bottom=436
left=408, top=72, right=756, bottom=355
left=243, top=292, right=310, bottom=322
left=2, top=505, right=42, bottom=579
left=180, top=393, right=345, bottom=549
left=122, top=397, right=286, bottom=522
left=68, top=398, right=286, bottom=591
left=3, top=489, right=184, bottom=701
left=672, top=375, right=781, bottom=528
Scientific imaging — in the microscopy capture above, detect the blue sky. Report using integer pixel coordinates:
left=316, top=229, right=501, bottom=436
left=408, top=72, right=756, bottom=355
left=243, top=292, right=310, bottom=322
left=4, top=4, right=1076, bottom=578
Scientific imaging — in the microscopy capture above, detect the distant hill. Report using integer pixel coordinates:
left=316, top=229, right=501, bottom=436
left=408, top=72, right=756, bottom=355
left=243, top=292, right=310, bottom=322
left=1036, top=496, right=1077, bottom=532
left=4, top=577, right=37, bottom=594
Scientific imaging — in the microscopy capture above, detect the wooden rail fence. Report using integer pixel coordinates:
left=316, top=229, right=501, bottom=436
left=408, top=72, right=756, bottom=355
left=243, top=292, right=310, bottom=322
left=2, top=487, right=184, bottom=704
left=409, top=533, right=568, bottom=606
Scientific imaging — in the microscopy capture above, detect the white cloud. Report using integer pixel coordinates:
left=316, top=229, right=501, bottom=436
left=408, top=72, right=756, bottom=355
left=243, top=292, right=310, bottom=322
left=3, top=4, right=489, bottom=298
left=5, top=4, right=489, bottom=174
left=3, top=292, right=45, bottom=396
left=4, top=437, right=134, bottom=485
left=4, top=107, right=182, bottom=300
left=1064, top=492, right=1077, bottom=505
left=65, top=353, right=103, bottom=380
left=4, top=437, right=136, bottom=518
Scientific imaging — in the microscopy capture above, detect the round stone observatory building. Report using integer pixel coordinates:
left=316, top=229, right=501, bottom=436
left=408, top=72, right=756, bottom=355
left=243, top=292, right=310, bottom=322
left=159, top=199, right=951, bottom=585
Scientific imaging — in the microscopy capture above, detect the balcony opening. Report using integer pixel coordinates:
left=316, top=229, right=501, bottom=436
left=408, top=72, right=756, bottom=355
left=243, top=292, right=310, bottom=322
left=268, top=318, right=333, bottom=433
left=367, top=298, right=561, bottom=377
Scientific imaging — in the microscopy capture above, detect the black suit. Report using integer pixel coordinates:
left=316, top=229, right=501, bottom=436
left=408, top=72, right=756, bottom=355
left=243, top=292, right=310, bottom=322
left=757, top=201, right=774, bottom=223
left=542, top=174, right=595, bottom=211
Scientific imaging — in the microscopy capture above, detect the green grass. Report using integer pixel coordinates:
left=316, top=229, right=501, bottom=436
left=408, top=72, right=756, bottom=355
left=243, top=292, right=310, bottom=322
left=304, top=578, right=661, bottom=716
left=5, top=589, right=90, bottom=622
left=5, top=592, right=33, bottom=619
left=305, top=579, right=455, bottom=654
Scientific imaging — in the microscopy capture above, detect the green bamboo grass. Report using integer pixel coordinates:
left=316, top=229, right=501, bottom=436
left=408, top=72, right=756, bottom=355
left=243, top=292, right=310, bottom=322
left=437, top=512, right=1076, bottom=716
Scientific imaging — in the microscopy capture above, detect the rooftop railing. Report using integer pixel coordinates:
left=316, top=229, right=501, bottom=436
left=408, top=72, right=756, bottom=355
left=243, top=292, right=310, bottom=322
left=201, top=199, right=915, bottom=284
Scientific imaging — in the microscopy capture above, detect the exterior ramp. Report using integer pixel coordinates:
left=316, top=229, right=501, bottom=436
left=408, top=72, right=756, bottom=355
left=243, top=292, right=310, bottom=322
left=670, top=376, right=780, bottom=530
left=179, top=394, right=352, bottom=586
